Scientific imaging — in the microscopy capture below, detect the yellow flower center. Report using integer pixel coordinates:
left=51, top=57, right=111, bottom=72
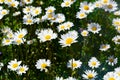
left=84, top=5, right=89, bottom=10
left=102, top=45, right=107, bottom=49
left=82, top=31, right=88, bottom=36
left=5, top=39, right=10, bottom=43
left=12, top=63, right=18, bottom=68
left=103, top=0, right=108, bottom=3
left=72, top=62, right=77, bottom=68
left=19, top=67, right=25, bottom=72
left=65, top=38, right=73, bottom=44
left=79, top=13, right=85, bottom=17
left=1, top=11, right=7, bottom=15
left=26, top=0, right=30, bottom=2
left=91, top=26, right=97, bottom=31
left=117, top=39, right=120, bottom=42
left=114, top=21, right=120, bottom=26
left=88, top=73, right=94, bottom=79
left=65, top=1, right=70, bottom=6
left=109, top=77, right=115, bottom=80
left=18, top=34, right=24, bottom=38
left=45, top=35, right=51, bottom=40
left=117, top=72, right=120, bottom=76
left=41, top=63, right=47, bottom=69
left=27, top=19, right=32, bottom=23
left=48, top=9, right=53, bottom=13
left=109, top=58, right=114, bottom=62
left=0, top=0, right=4, bottom=3
left=7, top=0, right=12, bottom=2
left=35, top=10, right=39, bottom=14
left=60, top=25, right=65, bottom=30
left=11, top=3, right=15, bottom=7
left=16, top=39, right=22, bottom=44
left=107, top=4, right=113, bottom=9
left=91, top=61, right=97, bottom=66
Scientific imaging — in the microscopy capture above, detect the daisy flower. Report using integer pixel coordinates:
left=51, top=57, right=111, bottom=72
left=115, top=26, right=120, bottom=33
left=106, top=56, right=118, bottom=66
left=59, top=30, right=78, bottom=47
left=79, top=1, right=95, bottom=14
left=57, top=23, right=67, bottom=32
left=101, top=0, right=110, bottom=5
left=0, top=9, right=9, bottom=19
left=31, top=7, right=42, bottom=16
left=6, top=31, right=14, bottom=39
left=55, top=77, right=64, bottom=80
left=13, top=11, right=21, bottom=16
left=99, top=44, right=110, bottom=51
left=112, top=35, right=120, bottom=44
left=23, top=0, right=33, bottom=4
left=1, top=27, right=11, bottom=34
left=0, top=0, right=4, bottom=4
left=94, top=0, right=102, bottom=8
left=61, top=0, right=72, bottom=8
left=8, top=1, right=19, bottom=8
left=67, top=59, right=82, bottom=70
left=112, top=18, right=120, bottom=27
left=114, top=67, right=120, bottom=77
left=36, top=28, right=57, bottom=42
left=82, top=70, right=97, bottom=80
left=23, top=17, right=34, bottom=25
left=103, top=72, right=120, bottom=80
left=13, top=38, right=25, bottom=45
left=87, top=23, right=101, bottom=34
left=45, top=6, right=56, bottom=14
left=76, top=11, right=87, bottom=19
left=0, top=62, right=4, bottom=71
left=14, top=28, right=27, bottom=39
left=65, top=77, right=76, bottom=80
left=81, top=30, right=89, bottom=37
left=102, top=0, right=118, bottom=12
left=17, top=65, right=29, bottom=75
left=2, top=38, right=13, bottom=46
left=35, top=59, right=51, bottom=72
left=23, top=6, right=33, bottom=14
left=7, top=59, right=22, bottom=71
left=114, top=10, right=120, bottom=16
left=54, top=13, right=65, bottom=23
left=88, top=57, right=100, bottom=69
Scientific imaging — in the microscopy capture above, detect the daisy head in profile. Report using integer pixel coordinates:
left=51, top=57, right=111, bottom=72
left=82, top=70, right=97, bottom=80
left=7, top=59, right=22, bottom=71
left=67, top=58, right=82, bottom=70
left=99, top=44, right=110, bottom=51
left=35, top=59, right=51, bottom=72
left=87, top=23, right=101, bottom=34
left=88, top=57, right=100, bottom=69
left=76, top=11, right=87, bottom=19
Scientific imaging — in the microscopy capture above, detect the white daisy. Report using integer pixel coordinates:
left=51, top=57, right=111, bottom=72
left=82, top=70, right=97, bottom=80
left=81, top=30, right=89, bottom=37
left=99, top=44, right=110, bottom=51
left=106, top=56, right=118, bottom=66
left=101, top=0, right=110, bottom=5
left=65, top=77, right=76, bottom=80
left=45, top=6, right=56, bottom=14
left=8, top=1, right=19, bottom=8
left=23, top=0, right=33, bottom=4
left=23, top=6, right=33, bottom=14
left=59, top=30, right=78, bottom=47
left=2, top=38, right=13, bottom=46
left=54, top=13, right=65, bottom=23
left=79, top=1, right=95, bottom=14
left=94, top=0, right=102, bottom=8
left=76, top=11, right=87, bottom=19
left=6, top=31, right=14, bottom=39
left=36, top=28, right=57, bottom=42
left=17, top=65, right=29, bottom=75
left=31, top=7, right=42, bottom=16
left=103, top=72, right=120, bottom=80
left=112, top=35, right=120, bottom=44
left=87, top=23, right=101, bottom=34
left=13, top=38, right=25, bottom=45
left=0, top=62, right=4, bottom=71
left=102, top=0, right=118, bottom=12
left=23, top=17, right=34, bottom=25
left=13, top=11, right=21, bottom=16
left=1, top=27, right=11, bottom=34
left=114, top=10, right=120, bottom=16
left=35, top=59, right=51, bottom=72
left=7, top=59, right=22, bottom=71
left=67, top=59, right=82, bottom=70
left=61, top=0, right=72, bottom=7
left=55, top=77, right=64, bottom=80
left=14, top=28, right=27, bottom=39
left=112, top=18, right=120, bottom=27
left=115, top=26, right=120, bottom=33
left=114, top=67, right=120, bottom=77
left=88, top=57, right=100, bottom=69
